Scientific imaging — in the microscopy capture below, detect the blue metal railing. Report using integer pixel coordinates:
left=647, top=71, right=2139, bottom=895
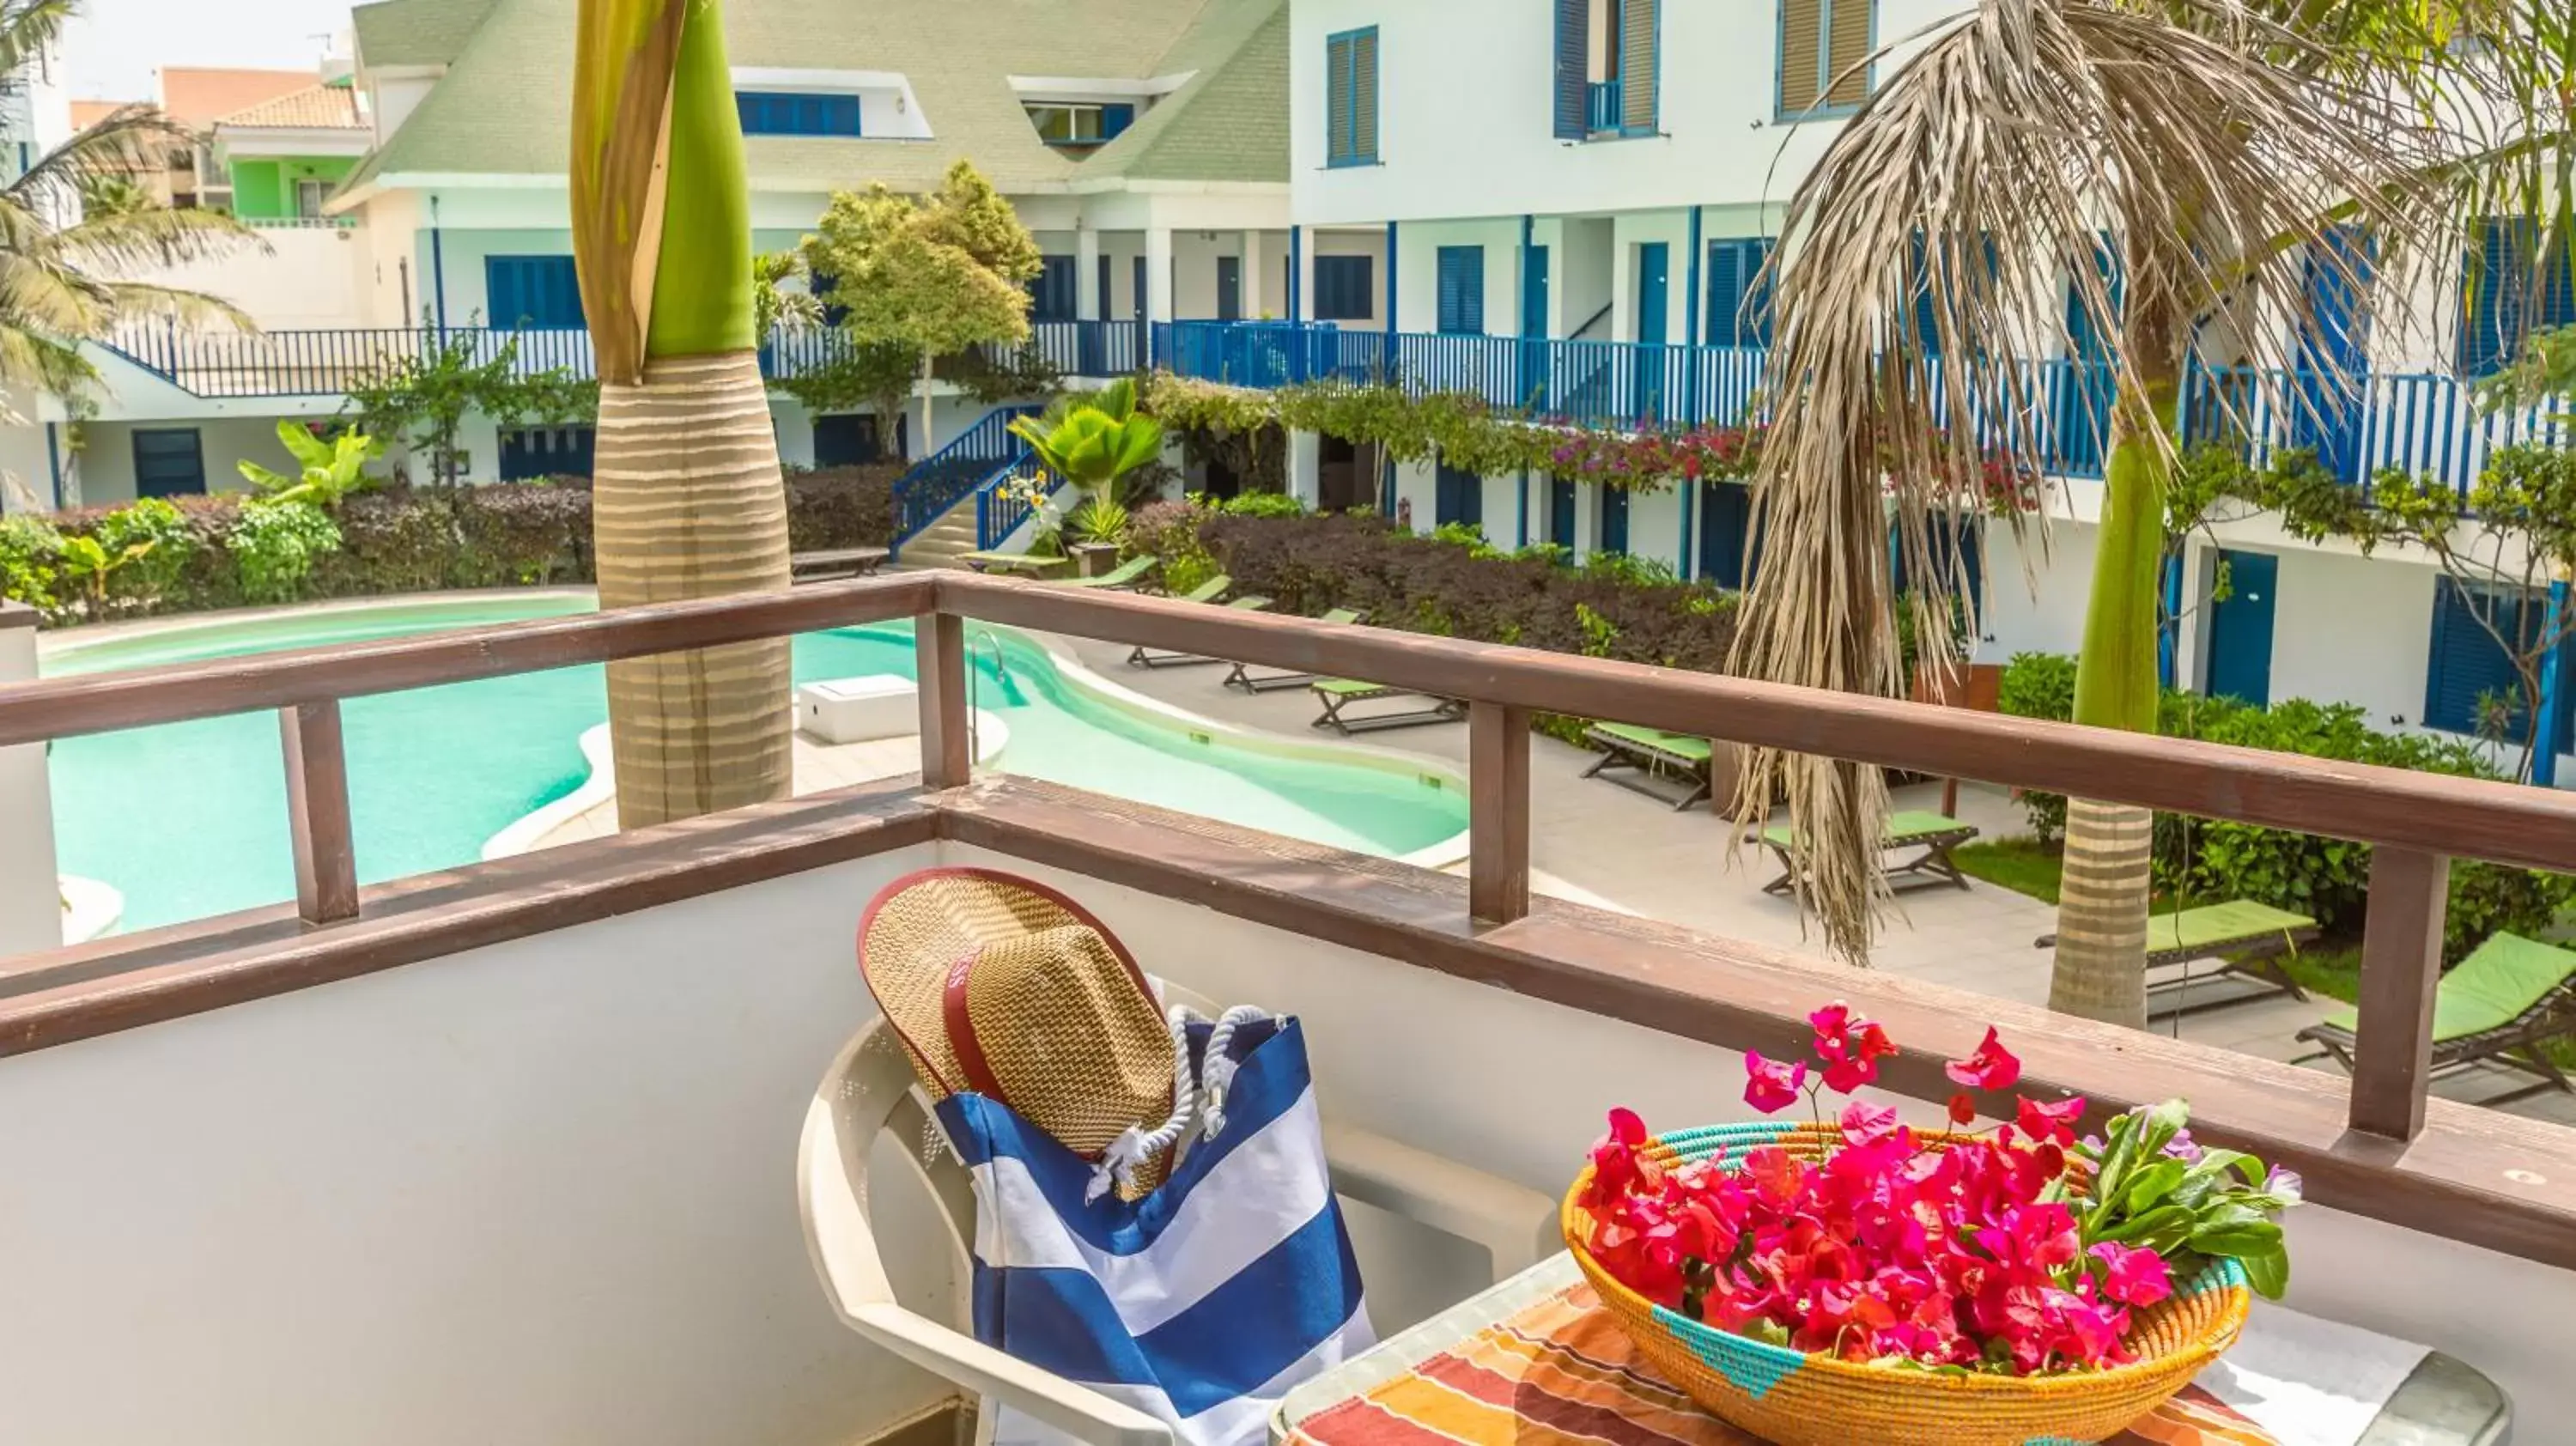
left=970, top=320, right=1147, bottom=380
left=890, top=405, right=1037, bottom=556
left=1158, top=320, right=2570, bottom=497
left=975, top=459, right=1068, bottom=550
left=102, top=322, right=859, bottom=398
left=1586, top=81, right=1623, bottom=133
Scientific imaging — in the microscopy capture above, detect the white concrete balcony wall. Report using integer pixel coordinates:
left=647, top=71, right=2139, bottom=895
left=112, top=224, right=375, bottom=331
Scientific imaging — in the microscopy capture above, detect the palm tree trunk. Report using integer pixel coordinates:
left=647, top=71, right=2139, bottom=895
left=2049, top=299, right=2184, bottom=1028
left=592, top=350, right=794, bottom=828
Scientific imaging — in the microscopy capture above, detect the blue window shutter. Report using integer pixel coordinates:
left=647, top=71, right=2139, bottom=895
left=1435, top=463, right=1482, bottom=529
left=1100, top=104, right=1134, bottom=139
left=2425, top=577, right=2530, bottom=733
left=1030, top=256, right=1077, bottom=322
left=1326, top=33, right=1356, bottom=163
left=1315, top=256, right=1371, bottom=322
left=1705, top=243, right=1742, bottom=346
left=1553, top=0, right=1589, bottom=139
left=736, top=91, right=860, bottom=137
left=1437, top=246, right=1484, bottom=334
left=486, top=256, right=585, bottom=328
left=1698, top=481, right=1751, bottom=586
left=1353, top=29, right=1380, bottom=161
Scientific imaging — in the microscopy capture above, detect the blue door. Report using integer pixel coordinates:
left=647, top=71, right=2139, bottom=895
left=131, top=428, right=205, bottom=497
left=1133, top=256, right=1147, bottom=321
left=1434, top=462, right=1482, bottom=531
left=1518, top=244, right=1551, bottom=409
left=1598, top=483, right=1630, bottom=556
left=812, top=414, right=883, bottom=467
left=1217, top=255, right=1242, bottom=321
left=2294, top=227, right=2372, bottom=483
left=1698, top=481, right=1756, bottom=587
left=1549, top=475, right=1577, bottom=552
left=1631, top=242, right=1669, bottom=422
left=2204, top=550, right=2279, bottom=707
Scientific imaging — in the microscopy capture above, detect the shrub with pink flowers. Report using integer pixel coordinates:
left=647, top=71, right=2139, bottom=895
left=1575, top=1006, right=2299, bottom=1376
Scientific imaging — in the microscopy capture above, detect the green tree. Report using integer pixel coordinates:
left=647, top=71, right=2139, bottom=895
left=1008, top=378, right=1164, bottom=545
left=0, top=3, right=258, bottom=403
left=571, top=0, right=796, bottom=828
left=1725, top=0, right=2574, bottom=1026
left=795, top=161, right=1043, bottom=458
left=342, top=325, right=596, bottom=485
left=237, top=419, right=382, bottom=506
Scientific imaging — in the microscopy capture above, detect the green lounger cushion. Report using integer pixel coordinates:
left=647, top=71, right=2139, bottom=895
left=1175, top=574, right=1230, bottom=604
left=1062, top=555, right=1158, bottom=587
left=1594, top=723, right=1713, bottom=764
left=1316, top=608, right=1362, bottom=625
left=1228, top=596, right=1273, bottom=611
left=1314, top=678, right=1394, bottom=698
left=1763, top=811, right=1971, bottom=849
left=2319, top=932, right=2576, bottom=1042
left=2139, top=900, right=2313, bottom=958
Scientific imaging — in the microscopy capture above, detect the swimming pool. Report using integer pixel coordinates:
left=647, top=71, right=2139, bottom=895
left=43, top=593, right=1470, bottom=933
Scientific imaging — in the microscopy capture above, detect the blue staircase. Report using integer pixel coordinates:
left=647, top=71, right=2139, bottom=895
left=890, top=406, right=1036, bottom=560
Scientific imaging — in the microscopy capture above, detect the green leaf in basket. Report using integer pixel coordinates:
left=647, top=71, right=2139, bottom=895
left=2121, top=1158, right=2189, bottom=1215
left=2240, top=1242, right=2291, bottom=1300
left=2098, top=1203, right=2193, bottom=1253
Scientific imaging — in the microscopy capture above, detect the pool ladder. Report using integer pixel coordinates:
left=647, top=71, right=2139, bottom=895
left=965, top=629, right=1010, bottom=766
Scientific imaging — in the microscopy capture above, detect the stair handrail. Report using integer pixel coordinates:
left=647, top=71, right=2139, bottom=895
left=890, top=404, right=1039, bottom=556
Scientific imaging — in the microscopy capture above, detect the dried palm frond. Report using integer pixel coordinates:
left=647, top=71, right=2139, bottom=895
left=1731, top=0, right=2475, bottom=960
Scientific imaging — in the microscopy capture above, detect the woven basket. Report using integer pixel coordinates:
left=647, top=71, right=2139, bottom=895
left=1562, top=1121, right=2250, bottom=1446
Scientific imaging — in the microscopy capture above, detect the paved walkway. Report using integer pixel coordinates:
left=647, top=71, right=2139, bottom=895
left=1048, top=631, right=2576, bottom=1127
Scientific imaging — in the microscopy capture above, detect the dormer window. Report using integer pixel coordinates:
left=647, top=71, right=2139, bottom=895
left=1025, top=101, right=1134, bottom=149
left=738, top=91, right=862, bottom=137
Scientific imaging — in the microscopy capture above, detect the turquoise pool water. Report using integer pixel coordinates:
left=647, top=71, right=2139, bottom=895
left=45, top=595, right=1468, bottom=932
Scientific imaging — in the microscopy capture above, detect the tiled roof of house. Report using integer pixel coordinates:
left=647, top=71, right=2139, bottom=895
left=351, top=0, right=501, bottom=70
left=218, top=83, right=367, bottom=131
left=156, top=68, right=317, bottom=130
left=343, top=0, right=1285, bottom=196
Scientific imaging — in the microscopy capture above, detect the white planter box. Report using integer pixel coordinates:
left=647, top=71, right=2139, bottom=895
left=796, top=676, right=918, bottom=744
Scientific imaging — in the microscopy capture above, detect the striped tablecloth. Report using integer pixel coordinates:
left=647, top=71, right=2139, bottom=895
left=1281, top=1281, right=2276, bottom=1446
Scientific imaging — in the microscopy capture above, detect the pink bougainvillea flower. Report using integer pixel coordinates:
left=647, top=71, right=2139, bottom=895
left=1947, top=1091, right=1978, bottom=1127
left=1945, top=1026, right=2022, bottom=1091
left=2014, top=1094, right=2085, bottom=1147
left=2090, top=1242, right=2175, bottom=1307
left=1810, top=1003, right=1854, bottom=1060
left=1839, top=1099, right=1901, bottom=1145
left=1743, top=1050, right=1809, bottom=1115
left=1824, top=1019, right=1898, bottom=1092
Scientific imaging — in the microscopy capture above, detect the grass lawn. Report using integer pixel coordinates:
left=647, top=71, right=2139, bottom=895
left=1952, top=836, right=2064, bottom=906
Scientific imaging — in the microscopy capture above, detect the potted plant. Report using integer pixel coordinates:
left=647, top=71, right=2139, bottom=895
left=1564, top=1006, right=2298, bottom=1446
left=1007, top=378, right=1162, bottom=578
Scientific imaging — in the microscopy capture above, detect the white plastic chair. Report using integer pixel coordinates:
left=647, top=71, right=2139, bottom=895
left=797, top=988, right=1560, bottom=1446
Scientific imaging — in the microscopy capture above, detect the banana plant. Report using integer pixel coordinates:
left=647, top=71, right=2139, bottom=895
left=1006, top=377, right=1163, bottom=544
left=237, top=420, right=380, bottom=507
left=571, top=0, right=794, bottom=829
left=56, top=533, right=153, bottom=610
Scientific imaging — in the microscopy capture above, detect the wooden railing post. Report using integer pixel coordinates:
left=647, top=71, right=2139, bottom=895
left=1468, top=702, right=1531, bottom=924
left=279, top=701, right=360, bottom=925
left=2349, top=846, right=2449, bottom=1140
left=915, top=611, right=972, bottom=790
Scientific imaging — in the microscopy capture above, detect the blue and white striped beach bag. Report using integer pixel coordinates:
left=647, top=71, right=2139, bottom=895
left=935, top=1006, right=1376, bottom=1446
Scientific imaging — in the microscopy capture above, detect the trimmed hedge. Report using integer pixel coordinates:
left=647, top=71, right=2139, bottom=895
left=1130, top=497, right=1739, bottom=677
left=1, top=465, right=898, bottom=625
left=1994, top=650, right=2574, bottom=962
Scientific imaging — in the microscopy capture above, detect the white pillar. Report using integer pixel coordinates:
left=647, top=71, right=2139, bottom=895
left=1145, top=227, right=1176, bottom=325
left=1242, top=229, right=1267, bottom=319
left=1076, top=223, right=1103, bottom=321
left=0, top=601, right=61, bottom=957
left=1288, top=429, right=1321, bottom=508
left=1297, top=231, right=1318, bottom=325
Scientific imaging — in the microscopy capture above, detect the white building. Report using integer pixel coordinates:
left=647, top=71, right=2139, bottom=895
left=24, top=0, right=1293, bottom=521
left=1227, top=0, right=2576, bottom=777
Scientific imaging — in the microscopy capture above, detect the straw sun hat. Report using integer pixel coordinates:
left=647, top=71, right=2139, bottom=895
left=858, top=867, right=1182, bottom=1196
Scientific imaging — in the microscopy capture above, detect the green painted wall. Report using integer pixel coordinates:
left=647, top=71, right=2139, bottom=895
left=226, top=155, right=358, bottom=220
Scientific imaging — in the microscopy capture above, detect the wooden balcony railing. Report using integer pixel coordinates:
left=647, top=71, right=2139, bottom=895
left=5, top=574, right=2576, bottom=1265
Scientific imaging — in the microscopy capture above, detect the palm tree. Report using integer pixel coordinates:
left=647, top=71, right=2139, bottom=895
left=570, top=0, right=793, bottom=829
left=1728, top=0, right=2572, bottom=1024
left=0, top=2, right=257, bottom=403
left=1008, top=378, right=1164, bottom=550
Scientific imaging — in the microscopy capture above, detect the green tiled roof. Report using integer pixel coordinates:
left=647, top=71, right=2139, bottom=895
left=348, top=0, right=1285, bottom=195
left=350, top=0, right=501, bottom=70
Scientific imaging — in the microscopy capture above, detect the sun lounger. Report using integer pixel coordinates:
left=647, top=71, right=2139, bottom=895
left=958, top=550, right=1066, bottom=577
left=1757, top=811, right=1980, bottom=896
left=1309, top=677, right=1468, bottom=735
left=2034, top=899, right=2319, bottom=1018
left=1058, top=554, right=1159, bottom=592
left=1581, top=723, right=1715, bottom=811
left=1224, top=608, right=1361, bottom=692
left=1127, top=583, right=1273, bottom=668
left=2297, top=932, right=2576, bottom=1106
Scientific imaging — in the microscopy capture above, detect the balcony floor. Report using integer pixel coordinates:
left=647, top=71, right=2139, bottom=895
left=1053, top=630, right=2576, bottom=1130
